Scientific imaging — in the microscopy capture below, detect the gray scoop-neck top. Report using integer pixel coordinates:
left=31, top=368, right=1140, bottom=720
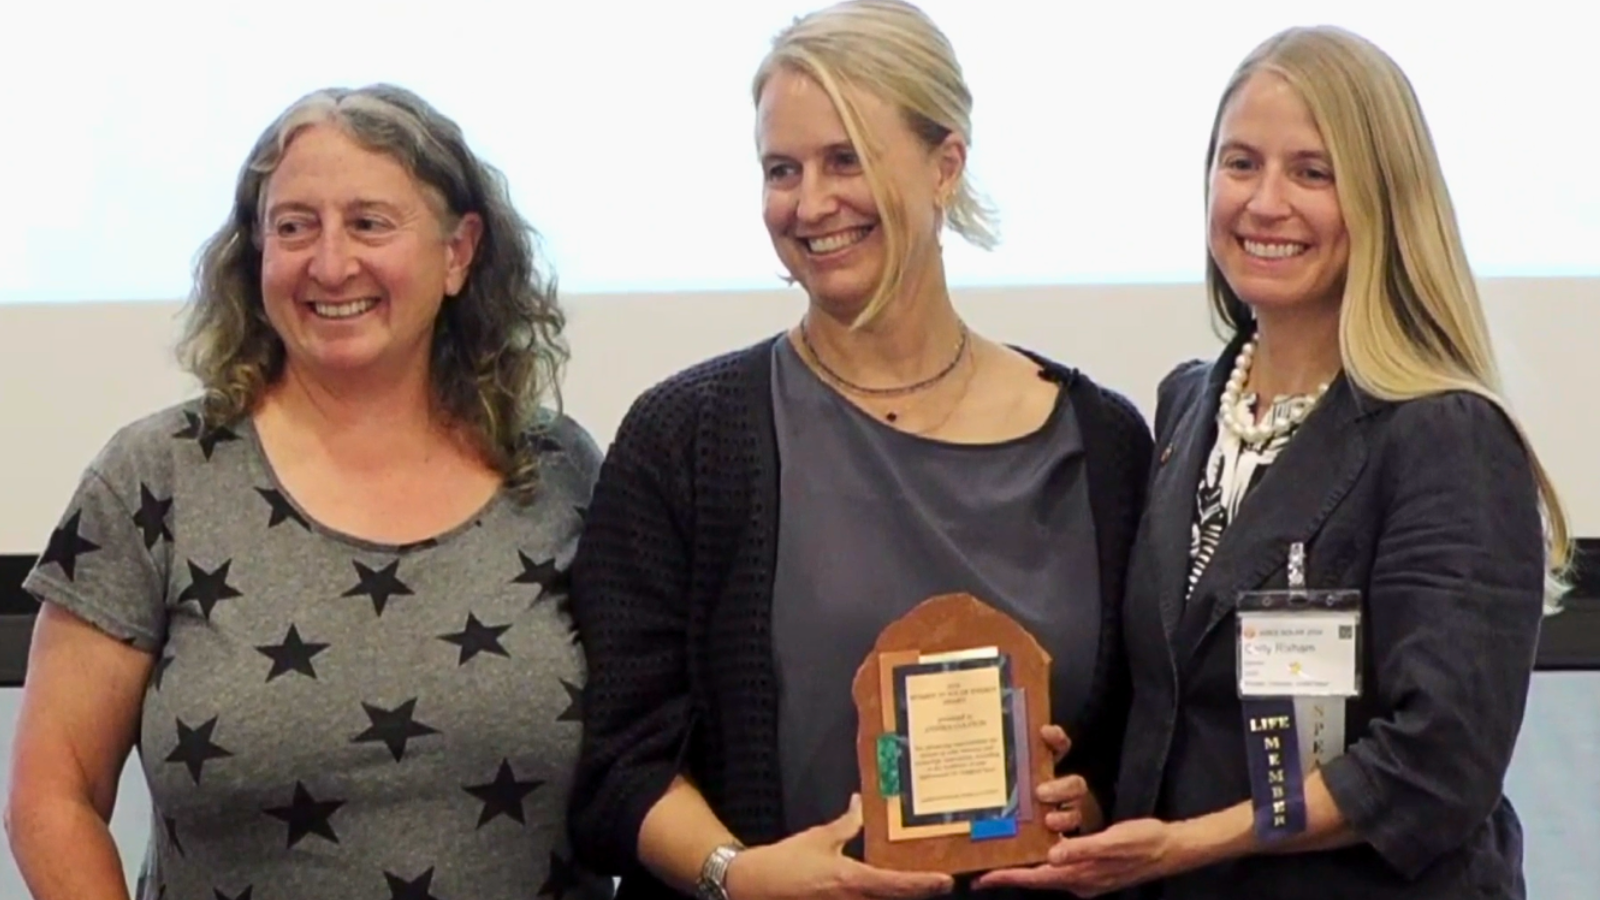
left=23, top=400, right=613, bottom=900
left=768, top=338, right=1104, bottom=837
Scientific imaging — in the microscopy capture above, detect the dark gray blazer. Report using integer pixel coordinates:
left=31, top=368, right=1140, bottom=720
left=1114, top=339, right=1548, bottom=899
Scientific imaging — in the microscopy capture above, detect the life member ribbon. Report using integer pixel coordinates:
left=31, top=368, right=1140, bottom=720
left=1241, top=696, right=1309, bottom=842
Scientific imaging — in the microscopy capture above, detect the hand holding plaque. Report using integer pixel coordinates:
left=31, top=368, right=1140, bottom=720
left=718, top=794, right=955, bottom=900
left=851, top=593, right=1058, bottom=875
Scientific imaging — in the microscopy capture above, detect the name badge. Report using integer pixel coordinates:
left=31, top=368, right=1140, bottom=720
left=1234, top=543, right=1363, bottom=843
left=1237, top=610, right=1360, bottom=698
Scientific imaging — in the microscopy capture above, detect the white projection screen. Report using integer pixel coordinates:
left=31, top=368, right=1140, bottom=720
left=0, top=0, right=1595, bottom=304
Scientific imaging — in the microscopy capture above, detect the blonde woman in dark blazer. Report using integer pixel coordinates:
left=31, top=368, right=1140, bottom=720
left=976, top=25, right=1572, bottom=900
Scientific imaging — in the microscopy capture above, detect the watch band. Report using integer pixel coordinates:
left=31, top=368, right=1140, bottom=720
left=695, top=841, right=745, bottom=900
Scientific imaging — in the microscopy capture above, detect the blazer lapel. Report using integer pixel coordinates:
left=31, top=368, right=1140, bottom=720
left=1174, top=376, right=1371, bottom=670
left=1147, top=376, right=1223, bottom=642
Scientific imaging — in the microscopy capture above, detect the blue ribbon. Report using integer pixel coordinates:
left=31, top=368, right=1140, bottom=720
left=1240, top=696, right=1308, bottom=842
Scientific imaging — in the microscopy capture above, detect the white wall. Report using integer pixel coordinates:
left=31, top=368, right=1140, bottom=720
left=2, top=276, right=1597, bottom=555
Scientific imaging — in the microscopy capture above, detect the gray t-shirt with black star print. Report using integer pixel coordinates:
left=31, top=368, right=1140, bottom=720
left=23, top=399, right=614, bottom=900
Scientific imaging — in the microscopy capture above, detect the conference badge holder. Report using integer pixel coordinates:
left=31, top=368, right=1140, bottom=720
left=1236, top=542, right=1362, bottom=843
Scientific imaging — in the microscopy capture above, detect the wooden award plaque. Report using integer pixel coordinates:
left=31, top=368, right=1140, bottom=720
left=850, top=592, right=1055, bottom=875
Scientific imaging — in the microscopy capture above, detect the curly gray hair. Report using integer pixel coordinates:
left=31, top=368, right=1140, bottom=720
left=177, top=83, right=566, bottom=501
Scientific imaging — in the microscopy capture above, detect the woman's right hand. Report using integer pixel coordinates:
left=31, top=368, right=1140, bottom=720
left=723, top=794, right=955, bottom=900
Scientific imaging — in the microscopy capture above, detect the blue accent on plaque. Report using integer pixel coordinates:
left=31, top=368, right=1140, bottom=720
left=970, top=817, right=1018, bottom=841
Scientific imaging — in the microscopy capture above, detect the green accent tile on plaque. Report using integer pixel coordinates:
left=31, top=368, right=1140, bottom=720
left=876, top=734, right=902, bottom=795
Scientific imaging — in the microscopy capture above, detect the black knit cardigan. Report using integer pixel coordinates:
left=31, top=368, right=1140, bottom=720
left=568, top=335, right=1153, bottom=896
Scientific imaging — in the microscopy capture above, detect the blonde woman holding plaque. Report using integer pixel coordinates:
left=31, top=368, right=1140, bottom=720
left=567, top=3, right=1152, bottom=900
left=976, top=25, right=1571, bottom=900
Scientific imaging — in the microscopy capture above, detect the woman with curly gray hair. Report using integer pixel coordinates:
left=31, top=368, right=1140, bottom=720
left=7, top=84, right=611, bottom=900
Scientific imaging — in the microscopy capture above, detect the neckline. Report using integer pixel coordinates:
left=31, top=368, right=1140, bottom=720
left=774, top=336, right=1069, bottom=451
left=238, top=413, right=506, bottom=555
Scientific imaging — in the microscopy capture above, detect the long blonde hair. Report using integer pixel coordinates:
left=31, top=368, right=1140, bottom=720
left=177, top=84, right=566, bottom=501
left=1203, top=26, right=1573, bottom=603
left=752, top=0, right=997, bottom=327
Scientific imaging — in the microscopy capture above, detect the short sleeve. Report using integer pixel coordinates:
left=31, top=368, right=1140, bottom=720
left=22, top=441, right=173, bottom=654
left=551, top=413, right=604, bottom=495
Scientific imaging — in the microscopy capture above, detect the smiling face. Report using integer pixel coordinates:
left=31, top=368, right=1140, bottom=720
left=1207, top=71, right=1350, bottom=318
left=258, top=122, right=481, bottom=382
left=756, top=65, right=958, bottom=316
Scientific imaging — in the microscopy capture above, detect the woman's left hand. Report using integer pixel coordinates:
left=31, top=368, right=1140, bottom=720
left=1033, top=724, right=1103, bottom=835
left=972, top=818, right=1180, bottom=897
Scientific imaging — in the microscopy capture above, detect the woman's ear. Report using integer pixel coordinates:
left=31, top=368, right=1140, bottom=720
left=443, top=212, right=484, bottom=297
left=934, top=133, right=968, bottom=204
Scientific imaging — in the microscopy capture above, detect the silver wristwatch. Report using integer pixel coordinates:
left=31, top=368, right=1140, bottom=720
left=694, top=841, right=745, bottom=900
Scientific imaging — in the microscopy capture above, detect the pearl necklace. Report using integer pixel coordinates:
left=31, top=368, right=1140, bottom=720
left=1218, top=337, right=1330, bottom=445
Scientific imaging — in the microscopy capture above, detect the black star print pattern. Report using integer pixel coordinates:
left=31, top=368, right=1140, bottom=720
left=29, top=406, right=605, bottom=898
left=178, top=559, right=243, bottom=621
left=39, top=510, right=101, bottom=581
left=512, top=551, right=566, bottom=603
left=341, top=559, right=414, bottom=616
left=438, top=613, right=511, bottom=665
left=538, top=850, right=580, bottom=900
left=165, top=716, right=233, bottom=784
left=172, top=410, right=241, bottom=461
left=163, top=813, right=185, bottom=856
left=352, top=699, right=440, bottom=762
left=463, top=758, right=543, bottom=827
left=255, top=487, right=309, bottom=530
left=263, top=781, right=345, bottom=848
left=385, top=867, right=445, bottom=900
left=556, top=679, right=582, bottom=722
left=133, top=483, right=174, bottom=549
left=256, top=625, right=330, bottom=682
